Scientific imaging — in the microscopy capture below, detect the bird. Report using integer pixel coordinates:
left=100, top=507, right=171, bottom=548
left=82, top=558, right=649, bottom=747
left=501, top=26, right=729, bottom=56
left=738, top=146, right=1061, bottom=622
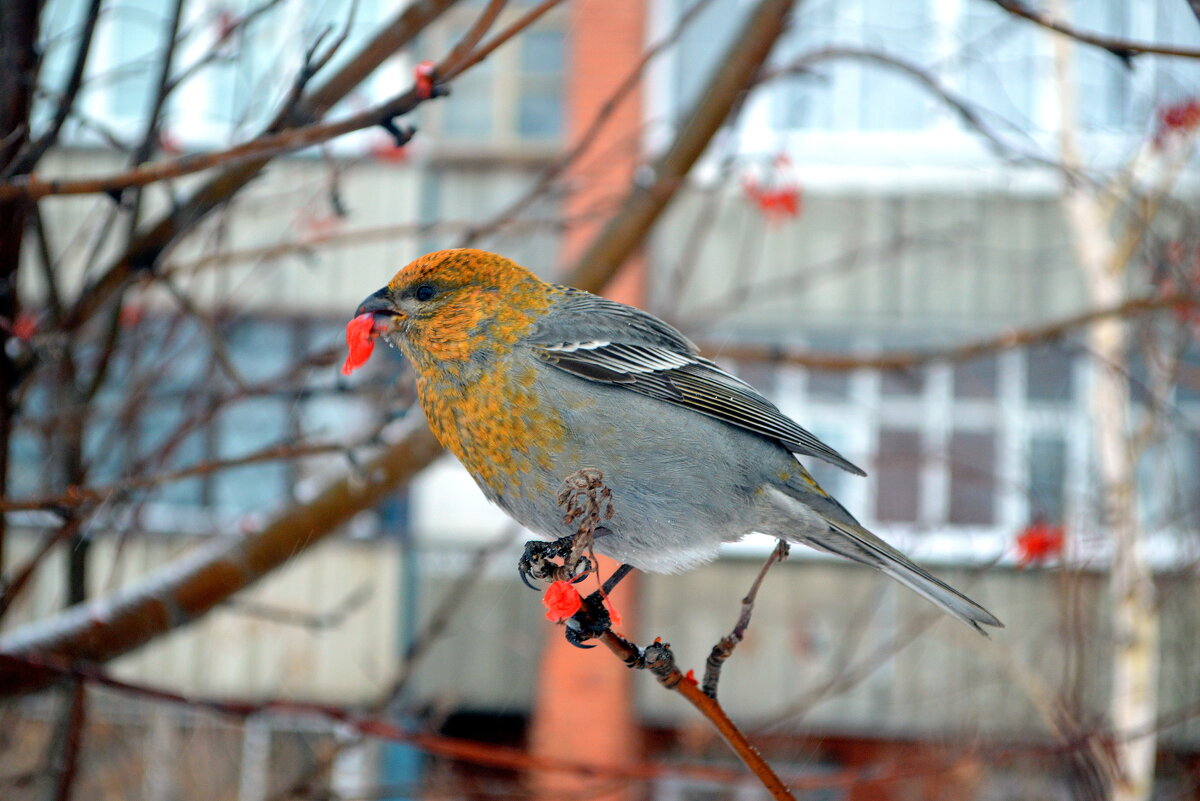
left=354, top=248, right=1003, bottom=635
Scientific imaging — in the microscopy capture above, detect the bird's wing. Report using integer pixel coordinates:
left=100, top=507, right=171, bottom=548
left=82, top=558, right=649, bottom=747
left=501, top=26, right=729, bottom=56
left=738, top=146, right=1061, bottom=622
left=527, top=290, right=866, bottom=476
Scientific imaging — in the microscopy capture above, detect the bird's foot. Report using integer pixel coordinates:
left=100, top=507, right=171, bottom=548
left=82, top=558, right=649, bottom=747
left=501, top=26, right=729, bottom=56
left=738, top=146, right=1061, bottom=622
left=517, top=534, right=594, bottom=590
left=563, top=588, right=612, bottom=649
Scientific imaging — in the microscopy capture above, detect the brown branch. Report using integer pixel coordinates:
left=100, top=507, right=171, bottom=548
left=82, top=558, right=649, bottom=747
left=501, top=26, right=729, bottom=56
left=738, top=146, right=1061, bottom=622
left=0, top=518, right=83, bottom=619
left=461, top=0, right=718, bottom=245
left=226, top=583, right=373, bottom=630
left=596, top=631, right=796, bottom=800
left=439, top=0, right=565, bottom=82
left=0, top=647, right=962, bottom=793
left=436, top=0, right=508, bottom=78
left=55, top=0, right=462, bottom=335
left=707, top=291, right=1200, bottom=371
left=51, top=680, right=87, bottom=801
left=702, top=539, right=789, bottom=698
left=0, top=440, right=341, bottom=512
left=2, top=0, right=102, bottom=179
left=988, top=0, right=1200, bottom=63
left=1, top=86, right=427, bottom=202
left=0, top=0, right=565, bottom=205
left=171, top=216, right=571, bottom=274
left=0, top=0, right=794, bottom=695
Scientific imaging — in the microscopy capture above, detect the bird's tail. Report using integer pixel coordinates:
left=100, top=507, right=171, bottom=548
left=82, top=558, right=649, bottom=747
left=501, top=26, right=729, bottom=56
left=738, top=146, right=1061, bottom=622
left=819, top=519, right=1004, bottom=636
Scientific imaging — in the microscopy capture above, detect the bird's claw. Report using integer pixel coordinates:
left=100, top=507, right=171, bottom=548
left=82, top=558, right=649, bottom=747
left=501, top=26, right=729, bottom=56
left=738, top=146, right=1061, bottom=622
left=563, top=590, right=612, bottom=649
left=517, top=535, right=593, bottom=589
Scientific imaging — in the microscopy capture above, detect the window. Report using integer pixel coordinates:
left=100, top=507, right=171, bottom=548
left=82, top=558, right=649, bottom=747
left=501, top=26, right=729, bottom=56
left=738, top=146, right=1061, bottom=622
left=662, top=0, right=1200, bottom=167
left=10, top=315, right=407, bottom=536
left=1028, top=435, right=1066, bottom=523
left=947, top=429, right=996, bottom=525
left=718, top=341, right=1107, bottom=559
left=37, top=0, right=392, bottom=147
left=423, top=6, right=567, bottom=151
left=875, top=428, right=923, bottom=523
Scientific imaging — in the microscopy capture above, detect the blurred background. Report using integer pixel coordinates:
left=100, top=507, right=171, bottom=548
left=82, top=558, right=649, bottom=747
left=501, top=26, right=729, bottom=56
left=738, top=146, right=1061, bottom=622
left=1, top=0, right=1200, bottom=799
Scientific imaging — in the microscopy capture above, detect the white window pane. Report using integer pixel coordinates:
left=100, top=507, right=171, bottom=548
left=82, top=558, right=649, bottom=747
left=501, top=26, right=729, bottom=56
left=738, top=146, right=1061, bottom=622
left=226, top=319, right=295, bottom=377
left=954, top=356, right=997, bottom=400
left=1028, top=435, right=1066, bottom=523
left=959, top=4, right=1039, bottom=130
left=673, top=0, right=746, bottom=117
left=1073, top=1, right=1132, bottom=130
left=141, top=403, right=206, bottom=507
left=771, top=0, right=844, bottom=130
left=858, top=0, right=934, bottom=131
left=11, top=430, right=46, bottom=498
left=109, top=0, right=163, bottom=120
left=1025, top=345, right=1073, bottom=402
left=215, top=398, right=291, bottom=512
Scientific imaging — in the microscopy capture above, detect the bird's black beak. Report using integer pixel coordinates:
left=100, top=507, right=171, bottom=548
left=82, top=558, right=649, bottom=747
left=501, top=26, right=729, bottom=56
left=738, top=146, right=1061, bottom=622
left=355, top=287, right=397, bottom=319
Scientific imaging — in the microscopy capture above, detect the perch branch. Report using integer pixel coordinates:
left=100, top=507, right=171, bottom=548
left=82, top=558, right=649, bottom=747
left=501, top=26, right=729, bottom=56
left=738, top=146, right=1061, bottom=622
left=596, top=631, right=796, bottom=801
left=702, top=539, right=789, bottom=697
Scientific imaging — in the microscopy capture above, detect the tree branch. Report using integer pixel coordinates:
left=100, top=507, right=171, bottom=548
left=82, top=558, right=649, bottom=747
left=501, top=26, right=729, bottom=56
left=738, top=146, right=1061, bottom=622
left=54, top=0, right=463, bottom=334
left=988, top=0, right=1200, bottom=63
left=762, top=46, right=1059, bottom=168
left=596, top=631, right=796, bottom=800
left=1, top=0, right=103, bottom=179
left=708, top=291, right=1200, bottom=371
left=0, top=0, right=796, bottom=696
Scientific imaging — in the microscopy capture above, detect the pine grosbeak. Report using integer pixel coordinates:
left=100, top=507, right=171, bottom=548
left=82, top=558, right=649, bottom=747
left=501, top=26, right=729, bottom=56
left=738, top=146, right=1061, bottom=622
left=355, top=249, right=1002, bottom=635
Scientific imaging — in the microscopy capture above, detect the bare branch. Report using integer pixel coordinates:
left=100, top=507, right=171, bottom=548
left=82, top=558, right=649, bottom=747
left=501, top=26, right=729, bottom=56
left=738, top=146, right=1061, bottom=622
left=709, top=291, right=1200, bottom=371
left=596, top=631, right=796, bottom=800
left=702, top=539, right=789, bottom=697
left=439, top=0, right=564, bottom=82
left=2, top=0, right=103, bottom=178
left=55, top=0, right=463, bottom=334
left=0, top=0, right=795, bottom=696
left=437, top=0, right=508, bottom=78
left=763, top=46, right=1059, bottom=168
left=988, top=0, right=1200, bottom=63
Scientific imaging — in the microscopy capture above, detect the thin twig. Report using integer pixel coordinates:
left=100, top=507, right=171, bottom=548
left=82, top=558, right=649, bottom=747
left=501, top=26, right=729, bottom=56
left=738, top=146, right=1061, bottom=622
left=709, top=290, right=1200, bottom=371
left=439, top=0, right=565, bottom=82
left=0, top=518, right=83, bottom=619
left=51, top=681, right=87, bottom=801
left=226, top=584, right=373, bottom=630
left=762, top=46, right=1059, bottom=168
left=0, top=440, right=340, bottom=512
left=988, top=0, right=1200, bottom=63
left=702, top=539, right=789, bottom=698
left=595, top=631, right=796, bottom=801
left=2, top=0, right=103, bottom=179
left=437, top=0, right=508, bottom=78
left=0, top=0, right=569, bottom=204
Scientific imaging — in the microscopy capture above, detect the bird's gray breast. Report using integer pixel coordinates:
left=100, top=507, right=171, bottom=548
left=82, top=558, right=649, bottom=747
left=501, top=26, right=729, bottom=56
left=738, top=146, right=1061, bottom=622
left=494, top=360, right=794, bottom=572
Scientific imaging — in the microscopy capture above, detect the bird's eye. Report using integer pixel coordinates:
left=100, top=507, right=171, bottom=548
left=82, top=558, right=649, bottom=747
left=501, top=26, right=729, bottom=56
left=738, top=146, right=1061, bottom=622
left=414, top=284, right=436, bottom=302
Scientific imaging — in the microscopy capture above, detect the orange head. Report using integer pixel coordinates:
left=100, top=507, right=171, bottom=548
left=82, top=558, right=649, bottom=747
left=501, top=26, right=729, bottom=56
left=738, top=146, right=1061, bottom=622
left=355, top=248, right=553, bottom=368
